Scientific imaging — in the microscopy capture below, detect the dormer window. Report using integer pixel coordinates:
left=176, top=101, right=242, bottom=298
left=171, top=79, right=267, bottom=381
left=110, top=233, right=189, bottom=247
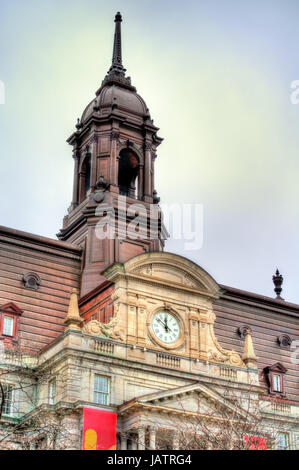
left=3, top=316, right=14, bottom=336
left=0, top=302, right=23, bottom=342
left=263, top=363, right=287, bottom=396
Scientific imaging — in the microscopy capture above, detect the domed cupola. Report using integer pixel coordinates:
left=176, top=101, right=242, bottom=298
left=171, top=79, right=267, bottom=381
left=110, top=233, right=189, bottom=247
left=60, top=12, right=165, bottom=297
left=80, top=12, right=152, bottom=127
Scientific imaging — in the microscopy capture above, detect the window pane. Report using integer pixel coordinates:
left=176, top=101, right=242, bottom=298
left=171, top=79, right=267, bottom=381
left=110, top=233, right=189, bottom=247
left=273, top=375, right=281, bottom=392
left=277, top=433, right=288, bottom=450
left=94, top=376, right=109, bottom=405
left=94, top=392, right=108, bottom=405
left=3, top=316, right=14, bottom=336
left=94, top=376, right=109, bottom=393
left=2, top=385, right=13, bottom=415
left=49, top=379, right=56, bottom=405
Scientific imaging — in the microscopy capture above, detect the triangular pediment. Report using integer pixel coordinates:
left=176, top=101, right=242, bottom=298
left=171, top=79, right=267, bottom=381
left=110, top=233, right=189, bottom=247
left=0, top=302, right=23, bottom=315
left=120, top=382, right=255, bottom=421
left=264, top=362, right=287, bottom=373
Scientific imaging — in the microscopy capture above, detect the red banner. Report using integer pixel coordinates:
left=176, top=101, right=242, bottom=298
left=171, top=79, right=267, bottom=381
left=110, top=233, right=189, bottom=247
left=244, top=435, right=267, bottom=450
left=83, top=407, right=117, bottom=450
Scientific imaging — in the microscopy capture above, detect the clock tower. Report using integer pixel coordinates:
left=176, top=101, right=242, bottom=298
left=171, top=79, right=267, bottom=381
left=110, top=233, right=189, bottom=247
left=58, top=13, right=167, bottom=296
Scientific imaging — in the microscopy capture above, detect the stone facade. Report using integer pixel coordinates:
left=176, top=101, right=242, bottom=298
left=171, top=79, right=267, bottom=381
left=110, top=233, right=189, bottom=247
left=0, top=12, right=298, bottom=450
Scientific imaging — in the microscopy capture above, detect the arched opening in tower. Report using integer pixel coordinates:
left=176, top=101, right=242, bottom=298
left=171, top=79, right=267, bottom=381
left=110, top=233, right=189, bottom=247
left=118, top=149, right=139, bottom=198
left=84, top=155, right=91, bottom=196
left=79, top=154, right=91, bottom=203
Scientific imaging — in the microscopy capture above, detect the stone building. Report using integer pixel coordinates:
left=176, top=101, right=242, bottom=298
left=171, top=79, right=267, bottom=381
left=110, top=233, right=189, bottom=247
left=0, top=13, right=298, bottom=450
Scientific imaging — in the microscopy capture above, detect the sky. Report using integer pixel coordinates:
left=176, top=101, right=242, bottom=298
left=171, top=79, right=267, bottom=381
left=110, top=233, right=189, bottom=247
left=0, top=0, right=299, bottom=302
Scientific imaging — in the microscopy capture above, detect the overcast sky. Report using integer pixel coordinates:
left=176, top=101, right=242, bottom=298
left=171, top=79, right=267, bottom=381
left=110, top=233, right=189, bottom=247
left=0, top=0, right=299, bottom=303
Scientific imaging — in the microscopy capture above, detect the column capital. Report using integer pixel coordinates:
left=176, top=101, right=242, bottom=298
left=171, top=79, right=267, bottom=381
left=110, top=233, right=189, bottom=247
left=148, top=425, right=158, bottom=432
left=73, top=150, right=80, bottom=159
left=110, top=131, right=120, bottom=141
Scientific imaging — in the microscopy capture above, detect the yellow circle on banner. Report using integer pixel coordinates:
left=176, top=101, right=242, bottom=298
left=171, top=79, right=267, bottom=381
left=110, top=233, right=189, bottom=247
left=84, top=428, right=98, bottom=450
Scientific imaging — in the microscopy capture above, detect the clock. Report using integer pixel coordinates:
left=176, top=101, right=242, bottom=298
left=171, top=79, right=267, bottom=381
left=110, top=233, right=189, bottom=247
left=152, top=311, right=181, bottom=345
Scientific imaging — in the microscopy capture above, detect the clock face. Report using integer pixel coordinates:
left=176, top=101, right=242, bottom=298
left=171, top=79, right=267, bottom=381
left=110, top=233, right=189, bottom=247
left=152, top=311, right=181, bottom=344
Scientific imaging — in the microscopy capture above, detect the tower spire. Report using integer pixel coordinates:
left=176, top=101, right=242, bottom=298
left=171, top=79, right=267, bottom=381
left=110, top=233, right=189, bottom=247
left=100, top=12, right=135, bottom=91
left=112, top=12, right=124, bottom=72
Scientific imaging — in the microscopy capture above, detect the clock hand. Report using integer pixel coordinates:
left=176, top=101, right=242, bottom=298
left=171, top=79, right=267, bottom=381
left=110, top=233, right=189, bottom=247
left=157, top=318, right=167, bottom=331
left=164, top=315, right=172, bottom=333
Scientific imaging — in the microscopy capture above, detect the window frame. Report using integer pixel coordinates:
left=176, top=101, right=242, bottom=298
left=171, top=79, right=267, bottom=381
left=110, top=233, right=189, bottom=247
left=93, top=375, right=110, bottom=406
left=49, top=378, right=57, bottom=405
left=263, top=363, right=287, bottom=397
left=0, top=303, right=22, bottom=343
left=2, top=384, right=14, bottom=416
left=277, top=432, right=289, bottom=450
left=2, top=315, right=15, bottom=337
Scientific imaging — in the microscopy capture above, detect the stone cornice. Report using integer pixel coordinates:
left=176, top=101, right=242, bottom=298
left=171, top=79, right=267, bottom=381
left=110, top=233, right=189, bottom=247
left=37, top=331, right=261, bottom=392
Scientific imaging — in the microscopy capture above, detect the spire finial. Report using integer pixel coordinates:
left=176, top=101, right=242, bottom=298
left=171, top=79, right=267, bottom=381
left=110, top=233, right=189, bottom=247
left=112, top=12, right=123, bottom=69
left=98, top=12, right=136, bottom=92
left=273, top=269, right=284, bottom=300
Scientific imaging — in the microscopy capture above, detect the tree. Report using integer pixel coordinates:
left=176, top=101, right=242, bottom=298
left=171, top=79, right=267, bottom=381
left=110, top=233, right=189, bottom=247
left=0, top=345, right=79, bottom=450
left=121, top=384, right=293, bottom=450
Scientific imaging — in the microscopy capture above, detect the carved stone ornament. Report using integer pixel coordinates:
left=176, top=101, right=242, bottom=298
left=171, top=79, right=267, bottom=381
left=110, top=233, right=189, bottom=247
left=95, top=174, right=108, bottom=191
left=207, top=323, right=245, bottom=367
left=83, top=315, right=125, bottom=342
left=277, top=334, right=292, bottom=348
left=238, top=325, right=252, bottom=339
left=23, top=272, right=41, bottom=290
left=92, top=191, right=105, bottom=204
left=110, top=131, right=120, bottom=141
left=89, top=175, right=108, bottom=205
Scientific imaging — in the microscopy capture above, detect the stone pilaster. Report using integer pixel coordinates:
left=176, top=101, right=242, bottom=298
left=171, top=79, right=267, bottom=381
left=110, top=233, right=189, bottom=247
left=189, top=309, right=199, bottom=358
left=127, top=295, right=138, bottom=344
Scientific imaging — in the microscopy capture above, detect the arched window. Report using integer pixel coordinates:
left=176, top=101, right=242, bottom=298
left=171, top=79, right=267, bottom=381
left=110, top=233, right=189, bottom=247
left=79, top=154, right=91, bottom=202
left=118, top=149, right=139, bottom=198
left=84, top=154, right=91, bottom=197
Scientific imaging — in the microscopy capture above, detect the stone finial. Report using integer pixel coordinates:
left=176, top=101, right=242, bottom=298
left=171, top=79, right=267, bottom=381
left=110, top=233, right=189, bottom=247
left=272, top=269, right=284, bottom=299
left=242, top=329, right=258, bottom=369
left=75, top=118, right=82, bottom=131
left=64, top=288, right=82, bottom=331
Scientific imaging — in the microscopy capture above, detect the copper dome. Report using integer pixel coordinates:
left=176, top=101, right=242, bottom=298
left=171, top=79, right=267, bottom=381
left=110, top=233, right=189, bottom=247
left=81, top=83, right=149, bottom=124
